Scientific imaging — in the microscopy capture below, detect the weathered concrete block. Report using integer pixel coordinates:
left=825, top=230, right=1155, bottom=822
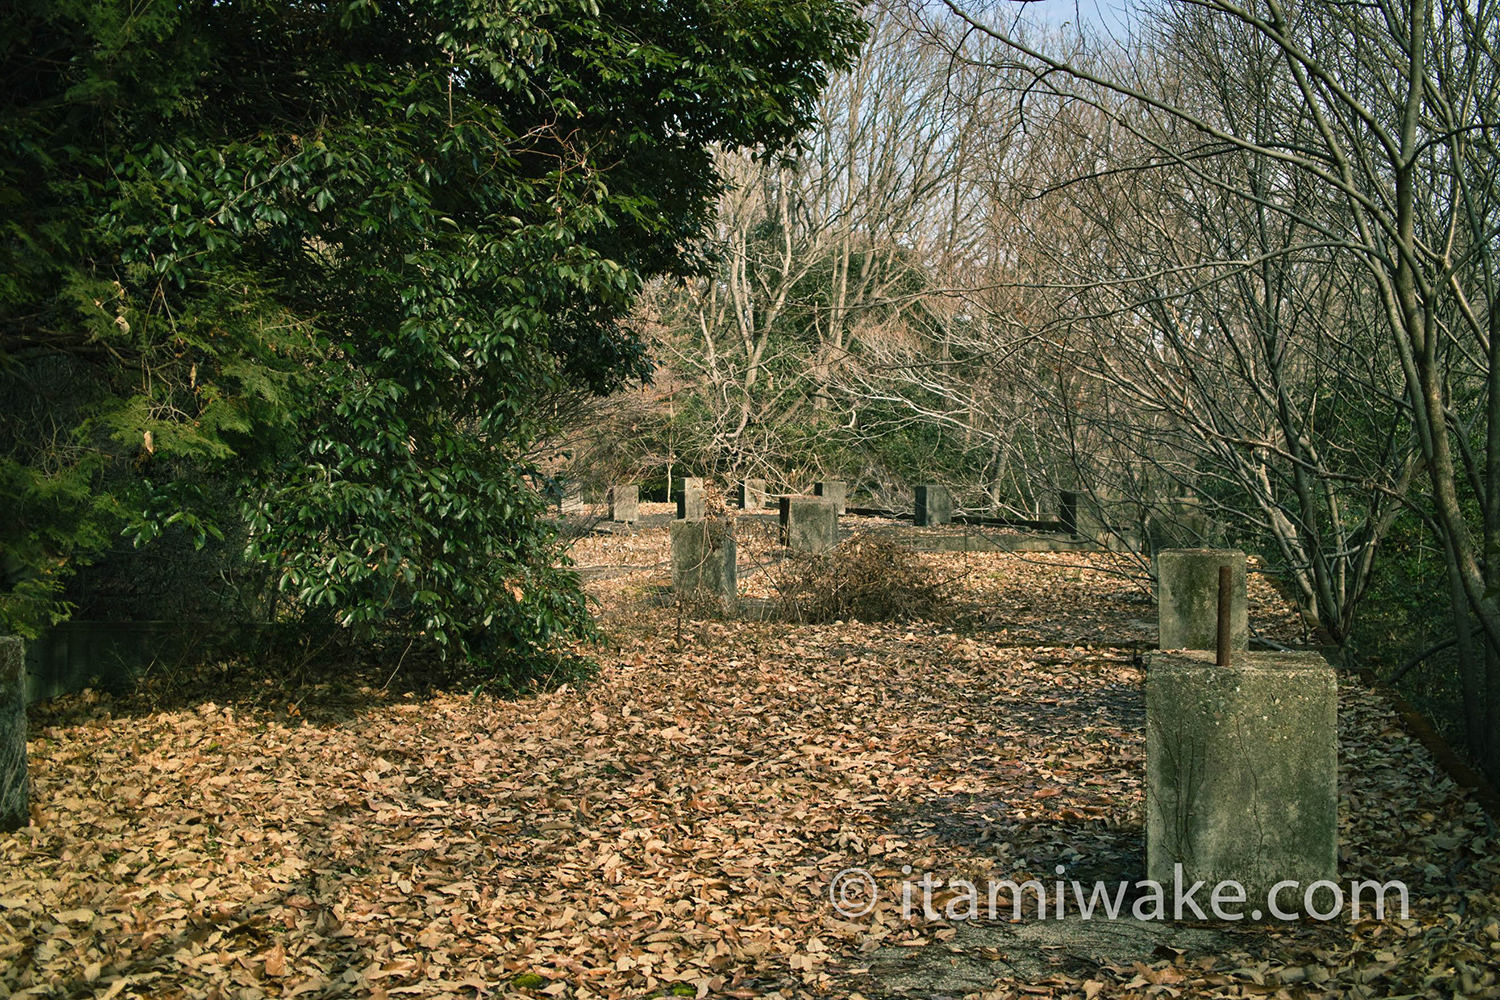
left=22, top=620, right=171, bottom=703
left=779, top=496, right=839, bottom=553
left=1157, top=548, right=1247, bottom=651
left=814, top=480, right=847, bottom=515
left=1061, top=489, right=1109, bottom=540
left=677, top=477, right=704, bottom=520
left=1147, top=650, right=1338, bottom=904
left=1060, top=490, right=1080, bottom=535
left=560, top=486, right=584, bottom=515
left=1147, top=497, right=1220, bottom=551
left=669, top=519, right=736, bottom=610
left=1, top=637, right=26, bottom=831
left=914, top=484, right=952, bottom=527
left=608, top=485, right=638, bottom=523
left=739, top=478, right=768, bottom=510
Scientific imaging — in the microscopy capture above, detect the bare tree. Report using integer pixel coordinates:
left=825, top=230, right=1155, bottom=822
left=635, top=2, right=1023, bottom=495
left=922, top=0, right=1500, bottom=773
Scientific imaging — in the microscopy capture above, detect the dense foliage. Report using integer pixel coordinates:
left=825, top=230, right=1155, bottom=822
left=0, top=0, right=865, bottom=677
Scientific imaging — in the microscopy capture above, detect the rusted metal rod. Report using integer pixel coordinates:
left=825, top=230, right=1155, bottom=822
left=1216, top=565, right=1232, bottom=666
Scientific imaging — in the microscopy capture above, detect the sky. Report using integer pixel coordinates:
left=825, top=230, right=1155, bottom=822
left=1011, top=0, right=1137, bottom=39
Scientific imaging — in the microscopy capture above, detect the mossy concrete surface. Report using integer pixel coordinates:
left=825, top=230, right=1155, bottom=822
left=676, top=477, right=704, bottom=520
left=1146, top=650, right=1338, bottom=905
left=738, top=478, right=768, bottom=509
left=779, top=496, right=839, bottom=554
left=814, top=479, right=847, bottom=514
left=608, top=484, right=638, bottom=523
left=1, top=636, right=26, bottom=831
left=914, top=484, right=952, bottom=526
left=1156, top=549, right=1247, bottom=651
left=669, top=518, right=736, bottom=610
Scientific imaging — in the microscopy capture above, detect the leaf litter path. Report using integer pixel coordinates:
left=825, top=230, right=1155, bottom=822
left=571, top=510, right=1307, bottom=647
left=3, top=551, right=1498, bottom=999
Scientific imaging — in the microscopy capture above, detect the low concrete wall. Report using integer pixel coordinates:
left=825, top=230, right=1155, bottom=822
left=896, top=531, right=1101, bottom=554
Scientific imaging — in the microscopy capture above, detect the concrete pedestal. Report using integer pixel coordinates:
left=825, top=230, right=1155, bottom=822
left=914, top=484, right=952, bottom=526
left=1, top=637, right=26, bottom=831
left=670, top=519, right=736, bottom=610
left=677, top=477, right=704, bottom=520
left=1157, top=549, right=1247, bottom=651
left=1148, top=497, right=1220, bottom=551
left=1061, top=489, right=1111, bottom=541
left=779, top=496, right=839, bottom=553
left=608, top=485, right=638, bottom=523
left=814, top=480, right=847, bottom=515
left=1060, top=490, right=1080, bottom=535
left=739, top=479, right=768, bottom=510
left=1146, top=650, right=1338, bottom=905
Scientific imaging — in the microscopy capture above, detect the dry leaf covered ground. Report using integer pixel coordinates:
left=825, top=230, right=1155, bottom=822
left=2, top=514, right=1497, bottom=999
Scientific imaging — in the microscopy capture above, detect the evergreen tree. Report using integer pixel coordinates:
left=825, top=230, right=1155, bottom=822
left=0, top=0, right=865, bottom=677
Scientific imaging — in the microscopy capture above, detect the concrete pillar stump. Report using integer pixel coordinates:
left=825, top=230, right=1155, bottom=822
left=1, top=637, right=26, bottom=831
left=814, top=480, right=847, bottom=515
left=608, top=485, right=638, bottom=524
left=1080, top=493, right=1109, bottom=540
left=669, top=519, right=736, bottom=611
left=914, top=484, right=952, bottom=526
left=1157, top=548, right=1247, bottom=650
left=739, top=479, right=767, bottom=510
left=1147, top=650, right=1338, bottom=904
left=1148, top=497, right=1220, bottom=551
left=1062, top=489, right=1109, bottom=540
left=1060, top=490, right=1080, bottom=534
left=677, top=477, right=704, bottom=520
left=779, top=496, right=839, bottom=553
